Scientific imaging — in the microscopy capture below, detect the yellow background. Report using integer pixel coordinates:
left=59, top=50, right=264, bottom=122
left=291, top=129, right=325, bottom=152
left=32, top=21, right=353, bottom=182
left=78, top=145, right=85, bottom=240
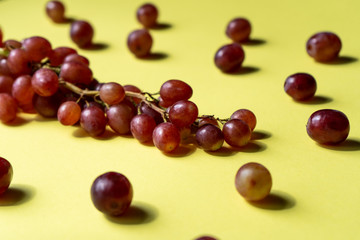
left=1, top=0, right=360, bottom=239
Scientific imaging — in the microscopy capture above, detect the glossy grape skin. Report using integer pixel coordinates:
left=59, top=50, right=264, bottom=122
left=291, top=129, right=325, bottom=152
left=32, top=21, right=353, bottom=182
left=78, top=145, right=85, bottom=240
left=284, top=73, right=317, bottom=101
left=222, top=119, right=251, bottom=147
left=153, top=122, right=181, bottom=153
left=230, top=109, right=257, bottom=131
left=57, top=101, right=81, bottom=126
left=214, top=43, right=245, bottom=72
left=139, top=101, right=164, bottom=125
left=306, top=109, right=350, bottom=145
left=99, top=82, right=125, bottom=106
left=46, top=0, right=66, bottom=23
left=198, top=116, right=219, bottom=128
left=130, top=113, right=157, bottom=143
left=3, top=40, right=22, bottom=51
left=106, top=102, right=136, bottom=135
left=0, top=27, right=3, bottom=47
left=33, top=93, right=61, bottom=118
left=124, top=84, right=142, bottom=105
left=70, top=20, right=94, bottom=48
left=235, top=162, right=272, bottom=201
left=22, top=36, right=52, bottom=62
left=136, top=3, right=158, bottom=28
left=31, top=68, right=59, bottom=97
left=0, top=75, right=14, bottom=94
left=0, top=58, right=13, bottom=77
left=63, top=53, right=90, bottom=66
left=60, top=62, right=93, bottom=85
left=0, top=93, right=18, bottom=123
left=159, top=79, right=193, bottom=106
left=12, top=75, right=34, bottom=106
left=127, top=29, right=153, bottom=58
left=7, top=49, right=31, bottom=76
left=80, top=106, right=107, bottom=137
left=49, top=47, right=77, bottom=66
left=306, top=32, right=342, bottom=62
left=169, top=100, right=198, bottom=128
left=196, top=124, right=224, bottom=151
left=91, top=172, right=133, bottom=216
left=0, top=157, right=13, bottom=195
left=226, top=17, right=251, bottom=43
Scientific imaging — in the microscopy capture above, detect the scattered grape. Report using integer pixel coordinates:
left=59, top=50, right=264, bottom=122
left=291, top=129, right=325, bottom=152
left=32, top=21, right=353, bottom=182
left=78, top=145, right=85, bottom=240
left=235, top=162, right=272, bottom=201
left=284, top=73, right=317, bottom=101
left=0, top=93, right=17, bottom=123
left=306, top=32, right=342, bottom=62
left=70, top=20, right=94, bottom=48
left=196, top=124, right=224, bottom=151
left=226, top=17, right=251, bottom=43
left=153, top=122, right=181, bottom=152
left=57, top=101, right=81, bottom=126
left=91, top=171, right=133, bottom=216
left=99, top=82, right=125, bottom=105
left=230, top=109, right=256, bottom=131
left=80, top=105, right=107, bottom=137
left=0, top=157, right=13, bottom=195
left=46, top=0, right=66, bottom=23
left=223, top=119, right=251, bottom=147
left=127, top=29, right=153, bottom=58
left=130, top=113, right=157, bottom=143
left=31, top=68, right=59, bottom=97
left=306, top=109, right=350, bottom=145
left=169, top=100, right=198, bottom=128
left=214, top=43, right=245, bottom=72
left=136, top=3, right=159, bottom=28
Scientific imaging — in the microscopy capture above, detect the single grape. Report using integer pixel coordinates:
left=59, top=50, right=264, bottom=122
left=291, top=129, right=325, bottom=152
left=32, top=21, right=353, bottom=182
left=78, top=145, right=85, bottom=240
left=136, top=3, right=159, bottom=28
left=222, top=119, right=251, bottom=147
left=106, top=102, right=136, bottom=135
left=60, top=61, right=93, bottom=85
left=153, top=122, right=181, bottom=152
left=306, top=109, right=350, bottom=145
left=6, top=49, right=31, bottom=76
left=0, top=93, right=17, bottom=123
left=169, top=100, right=198, bottom=128
left=130, top=113, right=157, bottom=143
left=46, top=0, right=66, bottom=23
left=22, top=36, right=52, bottom=62
left=158, top=97, right=173, bottom=108
left=235, top=162, right=272, bottom=201
left=197, top=116, right=219, bottom=128
left=196, top=124, right=224, bottom=151
left=0, top=58, right=13, bottom=77
left=99, top=82, right=125, bottom=105
left=127, top=29, right=153, bottom=58
left=49, top=47, right=77, bottom=66
left=159, top=79, right=193, bottom=106
left=214, top=43, right=245, bottom=72
left=0, top=157, right=13, bottom=195
left=91, top=171, right=133, bottom=216
left=226, top=17, right=251, bottom=43
left=12, top=75, right=34, bottom=106
left=284, top=73, right=317, bottom=101
left=57, top=101, right=81, bottom=126
left=63, top=53, right=90, bottom=66
left=124, top=84, right=142, bottom=105
left=306, top=32, right=342, bottom=62
left=32, top=93, right=61, bottom=118
left=80, top=106, right=107, bottom=137
left=230, top=109, right=257, bottom=131
left=138, top=101, right=164, bottom=125
left=70, top=20, right=94, bottom=48
left=31, top=68, right=59, bottom=97
left=0, top=75, right=14, bottom=94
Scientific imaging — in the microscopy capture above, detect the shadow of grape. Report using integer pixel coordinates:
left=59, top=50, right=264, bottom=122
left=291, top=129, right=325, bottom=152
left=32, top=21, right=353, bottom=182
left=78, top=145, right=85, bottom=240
left=0, top=185, right=35, bottom=206
left=318, top=139, right=360, bottom=151
left=141, top=52, right=168, bottom=60
left=248, top=191, right=296, bottom=210
left=83, top=42, right=110, bottom=51
left=151, top=22, right=172, bottom=30
left=207, top=141, right=266, bottom=157
left=251, top=130, right=272, bottom=140
left=242, top=38, right=266, bottom=46
left=4, top=116, right=32, bottom=127
left=322, top=56, right=358, bottom=65
left=72, top=128, right=118, bottom=140
left=295, top=95, right=333, bottom=105
left=227, top=66, right=260, bottom=75
left=105, top=202, right=158, bottom=225
left=164, top=144, right=197, bottom=158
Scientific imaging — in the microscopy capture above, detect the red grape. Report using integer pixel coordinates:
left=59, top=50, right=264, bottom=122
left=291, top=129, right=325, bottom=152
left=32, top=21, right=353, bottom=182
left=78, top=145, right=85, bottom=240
left=153, top=122, right=181, bottom=152
left=139, top=101, right=164, bottom=125
left=169, top=100, right=198, bottom=128
left=49, top=47, right=77, bottom=66
left=130, top=113, right=157, bottom=143
left=127, top=29, right=153, bottom=58
left=0, top=75, right=14, bottom=94
left=7, top=49, right=31, bottom=76
left=57, top=101, right=81, bottom=126
left=235, top=162, right=272, bottom=201
left=159, top=79, right=193, bottom=106
left=198, top=116, right=219, bottom=128
left=0, top=27, right=3, bottom=47
left=222, top=119, right=251, bottom=147
left=91, top=172, right=133, bottom=216
left=196, top=124, right=224, bottom=151
left=0, top=58, right=12, bottom=77
left=99, top=82, right=125, bottom=105
left=12, top=75, right=34, bottom=106
left=63, top=53, right=90, bottom=66
left=106, top=102, right=136, bottom=135
left=31, top=68, right=59, bottom=97
left=0, top=93, right=17, bottom=123
left=46, top=0, right=66, bottom=23
left=3, top=40, right=22, bottom=51
left=214, top=43, right=245, bottom=72
left=32, top=93, right=61, bottom=118
left=60, top=62, right=93, bottom=85
left=0, top=157, right=13, bottom=195
left=124, top=84, right=142, bottom=104
left=230, top=109, right=257, bottom=131
left=284, top=73, right=317, bottom=101
left=226, top=17, right=251, bottom=43
left=70, top=20, right=94, bottom=48
left=306, top=109, right=350, bottom=145
left=306, top=32, right=342, bottom=62
left=80, top=106, right=107, bottom=137
left=22, top=36, right=52, bottom=62
left=136, top=3, right=159, bottom=28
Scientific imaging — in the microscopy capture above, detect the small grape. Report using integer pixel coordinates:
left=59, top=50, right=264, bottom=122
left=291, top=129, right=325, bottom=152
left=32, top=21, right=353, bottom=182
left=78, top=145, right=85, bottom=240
left=214, top=43, right=245, bottom=72
left=70, top=20, right=94, bottom=48
left=12, top=75, right=34, bottom=106
left=197, top=116, right=219, bottom=128
left=46, top=0, right=66, bottom=23
left=235, top=162, right=272, bottom=201
left=138, top=101, right=164, bottom=125
left=60, top=61, right=93, bottom=85
left=0, top=93, right=17, bottom=123
left=31, top=68, right=59, bottom=97
left=57, top=101, right=81, bottom=126
left=99, top=82, right=125, bottom=105
left=0, top=75, right=14, bottom=94
left=32, top=93, right=61, bottom=118
left=106, top=102, right=136, bottom=135
left=136, top=3, right=159, bottom=28
left=169, top=100, right=198, bottom=128
left=7, top=49, right=31, bottom=76
left=91, top=172, right=133, bottom=216
left=153, top=122, right=181, bottom=152
left=230, top=109, right=257, bottom=131
left=222, top=119, right=251, bottom=147
left=127, top=29, right=153, bottom=58
left=124, top=84, right=142, bottom=105
left=284, top=73, right=317, bottom=101
left=159, top=79, right=193, bottom=106
left=0, top=27, right=3, bottom=47
left=49, top=47, right=77, bottom=66
left=80, top=106, right=107, bottom=137
left=196, top=124, right=224, bottom=151
left=226, top=17, right=251, bottom=43
left=0, top=157, right=13, bottom=195
left=306, top=109, right=350, bottom=145
left=3, top=40, right=22, bottom=51
left=22, top=36, right=52, bottom=62
left=130, top=113, right=157, bottom=143
left=63, top=53, right=90, bottom=66
left=306, top=32, right=341, bottom=62
left=0, top=58, right=13, bottom=77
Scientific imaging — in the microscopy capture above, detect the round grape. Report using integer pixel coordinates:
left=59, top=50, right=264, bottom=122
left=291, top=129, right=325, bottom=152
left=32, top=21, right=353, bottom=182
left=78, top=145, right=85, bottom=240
left=197, top=116, right=219, bottom=128
left=32, top=93, right=61, bottom=118
left=60, top=61, right=93, bottom=85
left=99, top=82, right=125, bottom=105
left=70, top=20, right=94, bottom=48
left=159, top=79, right=193, bottom=106
left=57, top=101, right=81, bottom=126
left=169, top=100, right=198, bottom=128
left=139, top=101, right=164, bottom=125
left=306, top=32, right=342, bottom=62
left=127, top=29, right=153, bottom=58
left=106, top=102, right=136, bottom=135
left=31, top=68, right=59, bottom=97
left=63, top=53, right=89, bottom=66
left=153, top=122, right=181, bottom=153
left=12, top=75, right=34, bottom=106
left=7, top=49, right=31, bottom=76
left=136, top=3, right=159, bottom=28
left=222, top=119, right=251, bottom=147
left=130, top=113, right=157, bottom=143
left=0, top=157, right=13, bottom=195
left=196, top=124, right=224, bottom=151
left=214, top=43, right=245, bottom=72
left=284, top=73, right=317, bottom=101
left=0, top=75, right=14, bottom=94
left=49, top=47, right=77, bottom=66
left=46, top=0, right=66, bottom=23
left=230, top=109, right=257, bottom=131
left=0, top=93, right=17, bottom=123
left=22, top=36, right=52, bottom=62
left=80, top=106, right=107, bottom=137
left=226, top=17, right=251, bottom=43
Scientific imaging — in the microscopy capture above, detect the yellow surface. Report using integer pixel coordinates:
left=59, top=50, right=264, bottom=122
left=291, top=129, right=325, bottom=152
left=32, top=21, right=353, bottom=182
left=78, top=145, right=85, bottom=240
left=1, top=0, right=360, bottom=239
